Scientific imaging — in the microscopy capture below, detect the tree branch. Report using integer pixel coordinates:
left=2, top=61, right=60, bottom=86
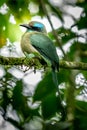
left=0, top=55, right=87, bottom=70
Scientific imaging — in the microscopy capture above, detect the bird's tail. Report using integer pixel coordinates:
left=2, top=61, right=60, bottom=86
left=52, top=69, right=66, bottom=117
left=52, top=69, right=62, bottom=102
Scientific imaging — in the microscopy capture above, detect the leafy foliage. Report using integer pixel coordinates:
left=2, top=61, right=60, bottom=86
left=0, top=0, right=87, bottom=130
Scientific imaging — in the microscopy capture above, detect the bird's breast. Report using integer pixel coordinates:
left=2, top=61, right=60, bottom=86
left=21, top=32, right=38, bottom=54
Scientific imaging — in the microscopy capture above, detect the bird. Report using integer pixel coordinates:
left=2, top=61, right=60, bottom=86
left=20, top=21, right=61, bottom=100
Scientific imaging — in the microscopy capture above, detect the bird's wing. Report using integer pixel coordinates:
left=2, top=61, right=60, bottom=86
left=29, top=33, right=59, bottom=64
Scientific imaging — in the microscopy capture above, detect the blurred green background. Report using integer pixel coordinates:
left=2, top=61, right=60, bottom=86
left=0, top=0, right=87, bottom=130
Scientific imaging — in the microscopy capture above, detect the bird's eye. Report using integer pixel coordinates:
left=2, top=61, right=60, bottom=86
left=32, top=26, right=42, bottom=32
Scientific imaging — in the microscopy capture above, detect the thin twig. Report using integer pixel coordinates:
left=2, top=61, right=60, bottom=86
left=40, top=0, right=66, bottom=57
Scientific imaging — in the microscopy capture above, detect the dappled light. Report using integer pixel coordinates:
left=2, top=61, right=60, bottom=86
left=0, top=0, right=87, bottom=130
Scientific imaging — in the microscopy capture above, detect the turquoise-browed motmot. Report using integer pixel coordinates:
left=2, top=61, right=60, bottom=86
left=20, top=21, right=60, bottom=99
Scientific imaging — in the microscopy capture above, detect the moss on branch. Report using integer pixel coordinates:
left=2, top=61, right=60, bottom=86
left=0, top=55, right=87, bottom=70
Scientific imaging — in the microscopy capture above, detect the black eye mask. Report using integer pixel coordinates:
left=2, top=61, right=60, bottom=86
left=31, top=26, right=42, bottom=32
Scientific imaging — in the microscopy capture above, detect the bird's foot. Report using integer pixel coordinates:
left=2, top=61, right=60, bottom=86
left=24, top=52, right=35, bottom=59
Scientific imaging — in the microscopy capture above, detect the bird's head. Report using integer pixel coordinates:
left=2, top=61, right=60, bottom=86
left=20, top=21, right=47, bottom=33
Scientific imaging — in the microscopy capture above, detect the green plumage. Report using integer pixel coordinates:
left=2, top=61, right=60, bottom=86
left=30, top=33, right=59, bottom=70
left=29, top=32, right=62, bottom=106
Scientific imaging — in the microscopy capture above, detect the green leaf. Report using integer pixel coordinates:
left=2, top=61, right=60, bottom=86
left=12, top=80, right=25, bottom=110
left=0, top=88, right=10, bottom=114
left=76, top=0, right=87, bottom=11
left=67, top=41, right=77, bottom=60
left=7, top=23, right=22, bottom=42
left=42, top=92, right=61, bottom=119
left=57, top=27, right=77, bottom=44
left=33, top=69, right=68, bottom=102
left=76, top=100, right=87, bottom=112
left=0, top=14, right=7, bottom=47
left=0, top=0, right=6, bottom=6
left=33, top=71, right=66, bottom=119
left=0, top=71, right=14, bottom=113
left=57, top=69, right=69, bottom=83
left=12, top=80, right=40, bottom=119
left=12, top=80, right=30, bottom=118
left=45, top=121, right=71, bottom=130
left=75, top=16, right=87, bottom=29
left=75, top=100, right=87, bottom=130
left=33, top=72, right=56, bottom=101
left=6, top=0, right=31, bottom=21
left=77, top=42, right=87, bottom=62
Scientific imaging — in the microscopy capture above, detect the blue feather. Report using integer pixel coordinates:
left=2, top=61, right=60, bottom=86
left=34, top=23, right=44, bottom=28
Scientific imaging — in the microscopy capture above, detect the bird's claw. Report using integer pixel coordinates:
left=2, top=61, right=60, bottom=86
left=24, top=52, right=35, bottom=59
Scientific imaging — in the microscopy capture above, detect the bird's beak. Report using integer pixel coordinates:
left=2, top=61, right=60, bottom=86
left=20, top=24, right=31, bottom=29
